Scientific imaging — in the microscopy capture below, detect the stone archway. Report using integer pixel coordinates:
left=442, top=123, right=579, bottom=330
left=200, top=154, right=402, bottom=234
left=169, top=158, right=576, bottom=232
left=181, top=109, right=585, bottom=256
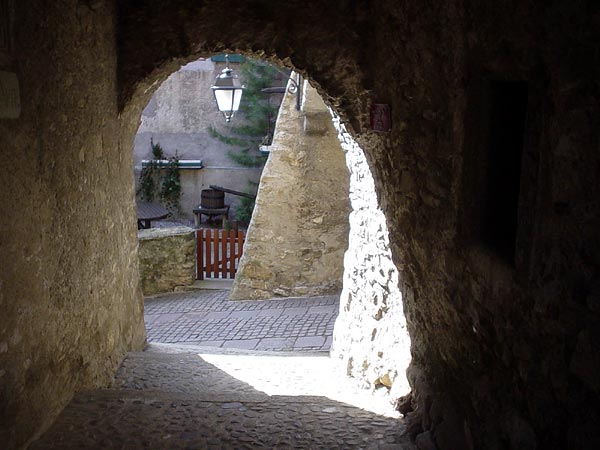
left=103, top=5, right=600, bottom=445
left=115, top=3, right=454, bottom=445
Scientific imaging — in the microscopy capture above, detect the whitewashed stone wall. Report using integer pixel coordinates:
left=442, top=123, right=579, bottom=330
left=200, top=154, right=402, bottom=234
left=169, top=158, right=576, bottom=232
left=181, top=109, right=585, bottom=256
left=330, top=116, right=412, bottom=400
left=138, top=227, right=196, bottom=296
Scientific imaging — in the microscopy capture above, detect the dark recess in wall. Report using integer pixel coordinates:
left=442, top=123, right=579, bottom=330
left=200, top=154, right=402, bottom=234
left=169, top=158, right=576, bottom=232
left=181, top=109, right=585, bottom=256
left=481, top=81, right=528, bottom=262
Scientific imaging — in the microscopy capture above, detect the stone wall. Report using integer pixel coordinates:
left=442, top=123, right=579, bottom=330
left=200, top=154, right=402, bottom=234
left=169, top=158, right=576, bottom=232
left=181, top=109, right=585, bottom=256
left=138, top=227, right=196, bottom=296
left=330, top=116, right=412, bottom=401
left=0, top=1, right=146, bottom=448
left=230, top=81, right=350, bottom=300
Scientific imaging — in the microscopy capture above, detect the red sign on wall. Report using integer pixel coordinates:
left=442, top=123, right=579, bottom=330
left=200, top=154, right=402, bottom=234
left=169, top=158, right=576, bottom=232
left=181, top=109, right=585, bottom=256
left=370, top=103, right=391, bottom=133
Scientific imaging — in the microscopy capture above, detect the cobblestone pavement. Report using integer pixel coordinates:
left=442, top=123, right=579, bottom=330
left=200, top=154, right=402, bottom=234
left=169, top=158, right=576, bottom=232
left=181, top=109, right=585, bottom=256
left=32, top=292, right=415, bottom=449
left=145, top=290, right=339, bottom=352
left=32, top=345, right=415, bottom=449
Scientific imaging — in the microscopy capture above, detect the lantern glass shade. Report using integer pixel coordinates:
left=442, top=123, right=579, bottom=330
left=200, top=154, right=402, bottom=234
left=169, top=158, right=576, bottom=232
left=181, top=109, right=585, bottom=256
left=211, top=68, right=245, bottom=122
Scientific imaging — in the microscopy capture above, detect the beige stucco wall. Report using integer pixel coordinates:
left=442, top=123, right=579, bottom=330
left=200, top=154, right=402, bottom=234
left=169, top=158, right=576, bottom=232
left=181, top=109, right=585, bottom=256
left=179, top=167, right=262, bottom=221
left=230, top=80, right=350, bottom=300
left=133, top=60, right=265, bottom=220
left=133, top=59, right=245, bottom=167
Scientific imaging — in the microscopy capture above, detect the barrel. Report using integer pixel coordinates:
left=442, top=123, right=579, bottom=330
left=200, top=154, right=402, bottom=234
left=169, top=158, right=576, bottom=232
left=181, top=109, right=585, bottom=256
left=201, top=189, right=225, bottom=208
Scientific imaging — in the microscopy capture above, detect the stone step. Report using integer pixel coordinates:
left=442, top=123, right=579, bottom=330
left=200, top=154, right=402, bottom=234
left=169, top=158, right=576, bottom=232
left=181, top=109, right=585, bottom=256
left=144, top=341, right=327, bottom=356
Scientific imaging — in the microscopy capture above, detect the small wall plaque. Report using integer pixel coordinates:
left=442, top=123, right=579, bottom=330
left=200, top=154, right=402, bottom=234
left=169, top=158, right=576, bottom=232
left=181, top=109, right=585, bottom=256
left=0, top=70, right=20, bottom=118
left=370, top=103, right=391, bottom=133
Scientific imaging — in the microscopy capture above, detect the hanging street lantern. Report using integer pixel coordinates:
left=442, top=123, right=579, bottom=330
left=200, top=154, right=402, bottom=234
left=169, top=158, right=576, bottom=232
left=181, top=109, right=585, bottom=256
left=211, top=54, right=245, bottom=122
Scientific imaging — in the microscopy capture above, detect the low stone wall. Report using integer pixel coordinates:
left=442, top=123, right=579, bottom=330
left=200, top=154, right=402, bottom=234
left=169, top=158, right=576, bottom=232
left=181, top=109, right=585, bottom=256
left=138, top=227, right=196, bottom=296
left=330, top=116, right=412, bottom=401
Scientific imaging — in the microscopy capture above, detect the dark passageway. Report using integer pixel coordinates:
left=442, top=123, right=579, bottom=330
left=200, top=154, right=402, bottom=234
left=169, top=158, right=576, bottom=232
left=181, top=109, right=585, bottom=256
left=1, top=1, right=599, bottom=449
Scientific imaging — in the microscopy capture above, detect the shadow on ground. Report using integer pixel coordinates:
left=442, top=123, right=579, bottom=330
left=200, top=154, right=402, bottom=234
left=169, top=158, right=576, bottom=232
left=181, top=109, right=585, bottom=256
left=31, top=345, right=413, bottom=449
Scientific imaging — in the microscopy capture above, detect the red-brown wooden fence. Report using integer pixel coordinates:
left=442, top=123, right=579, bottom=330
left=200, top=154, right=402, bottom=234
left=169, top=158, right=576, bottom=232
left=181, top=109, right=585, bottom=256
left=196, top=229, right=245, bottom=280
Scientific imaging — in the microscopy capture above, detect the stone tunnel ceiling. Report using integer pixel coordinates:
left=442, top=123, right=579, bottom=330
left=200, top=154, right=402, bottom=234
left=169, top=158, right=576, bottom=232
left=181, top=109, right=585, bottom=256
left=1, top=0, right=598, bottom=449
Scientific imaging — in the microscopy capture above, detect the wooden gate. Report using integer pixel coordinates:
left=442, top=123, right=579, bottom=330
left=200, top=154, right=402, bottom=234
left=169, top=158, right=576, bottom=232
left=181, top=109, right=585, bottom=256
left=196, top=229, right=245, bottom=280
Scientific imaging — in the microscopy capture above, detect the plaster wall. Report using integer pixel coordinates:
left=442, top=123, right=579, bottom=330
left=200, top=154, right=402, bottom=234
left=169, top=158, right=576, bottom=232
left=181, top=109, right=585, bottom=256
left=133, top=60, right=264, bottom=219
left=179, top=167, right=263, bottom=221
left=133, top=60, right=241, bottom=167
left=231, top=81, right=350, bottom=300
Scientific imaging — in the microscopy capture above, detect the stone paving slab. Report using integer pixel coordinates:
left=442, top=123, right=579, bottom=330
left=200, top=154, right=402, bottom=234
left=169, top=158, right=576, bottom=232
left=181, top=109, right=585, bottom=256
left=255, top=336, right=297, bottom=351
left=144, top=290, right=339, bottom=352
left=222, top=338, right=261, bottom=350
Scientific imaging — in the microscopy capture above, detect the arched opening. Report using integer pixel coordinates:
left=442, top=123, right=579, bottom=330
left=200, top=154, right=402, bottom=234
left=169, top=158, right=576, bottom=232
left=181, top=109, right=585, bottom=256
left=131, top=51, right=412, bottom=412
left=21, top=51, right=414, bottom=448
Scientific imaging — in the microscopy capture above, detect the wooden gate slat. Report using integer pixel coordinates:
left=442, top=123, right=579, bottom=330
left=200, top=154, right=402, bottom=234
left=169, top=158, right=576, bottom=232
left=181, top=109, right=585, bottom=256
left=208, top=229, right=213, bottom=278
left=205, top=229, right=211, bottom=278
left=228, top=230, right=235, bottom=279
left=203, top=228, right=207, bottom=277
left=196, top=229, right=203, bottom=280
left=213, top=229, right=219, bottom=278
left=221, top=229, right=227, bottom=278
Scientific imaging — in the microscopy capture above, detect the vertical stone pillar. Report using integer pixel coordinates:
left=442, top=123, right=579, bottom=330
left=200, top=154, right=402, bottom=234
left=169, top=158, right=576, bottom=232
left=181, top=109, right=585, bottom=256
left=230, top=79, right=350, bottom=300
left=330, top=117, right=412, bottom=400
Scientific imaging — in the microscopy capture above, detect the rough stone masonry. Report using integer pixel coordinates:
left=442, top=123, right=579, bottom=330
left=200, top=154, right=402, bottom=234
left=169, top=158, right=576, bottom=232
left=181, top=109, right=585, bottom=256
left=137, top=226, right=196, bottom=296
left=231, top=81, right=350, bottom=300
left=330, top=114, right=412, bottom=403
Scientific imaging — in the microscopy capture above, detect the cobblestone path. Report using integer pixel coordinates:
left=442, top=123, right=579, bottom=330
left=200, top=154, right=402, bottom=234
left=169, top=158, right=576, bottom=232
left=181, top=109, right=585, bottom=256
left=31, top=291, right=414, bottom=449
left=31, top=345, right=415, bottom=449
left=145, top=290, right=339, bottom=352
